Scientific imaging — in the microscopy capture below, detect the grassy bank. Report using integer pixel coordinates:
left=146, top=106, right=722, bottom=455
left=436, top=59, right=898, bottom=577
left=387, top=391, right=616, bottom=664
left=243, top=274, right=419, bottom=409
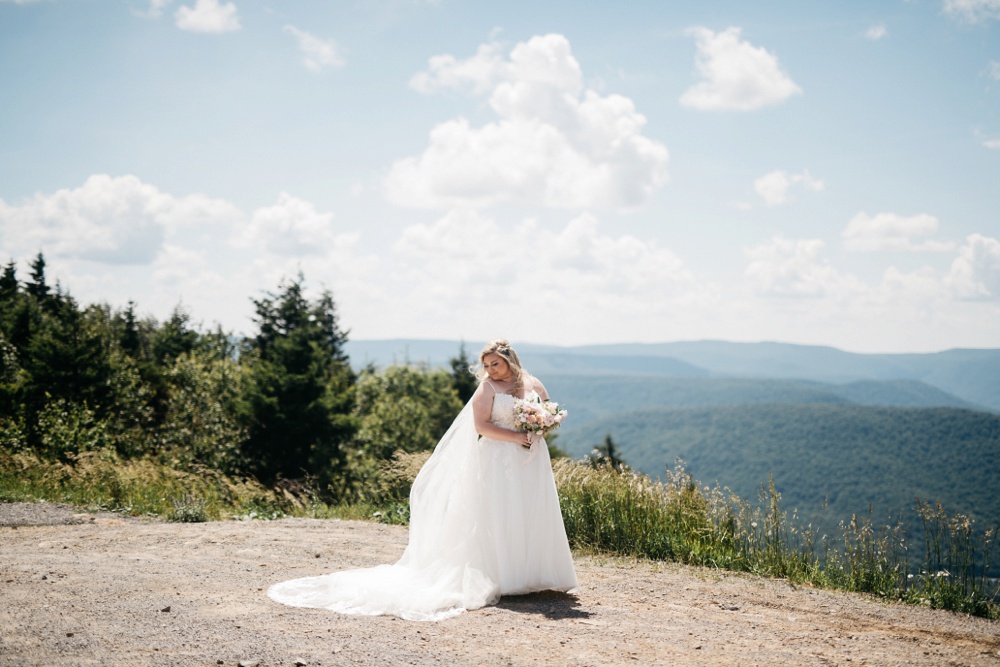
left=554, top=459, right=998, bottom=619
left=1, top=448, right=995, bottom=619
left=0, top=448, right=303, bottom=521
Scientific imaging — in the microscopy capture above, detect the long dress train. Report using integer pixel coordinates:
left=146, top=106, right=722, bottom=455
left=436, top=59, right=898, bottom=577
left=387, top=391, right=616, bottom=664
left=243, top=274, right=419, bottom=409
left=267, top=390, right=578, bottom=621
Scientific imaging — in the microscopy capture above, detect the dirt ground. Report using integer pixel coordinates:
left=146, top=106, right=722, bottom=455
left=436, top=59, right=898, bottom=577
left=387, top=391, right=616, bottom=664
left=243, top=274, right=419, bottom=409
left=1, top=502, right=998, bottom=667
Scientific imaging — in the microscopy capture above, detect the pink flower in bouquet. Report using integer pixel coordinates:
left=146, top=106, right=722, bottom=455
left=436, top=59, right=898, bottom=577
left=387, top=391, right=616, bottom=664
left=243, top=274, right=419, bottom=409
left=513, top=398, right=567, bottom=437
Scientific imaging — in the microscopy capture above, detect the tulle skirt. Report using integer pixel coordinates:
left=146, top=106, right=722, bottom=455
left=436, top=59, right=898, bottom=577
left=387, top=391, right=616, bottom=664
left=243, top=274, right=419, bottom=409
left=476, top=437, right=578, bottom=596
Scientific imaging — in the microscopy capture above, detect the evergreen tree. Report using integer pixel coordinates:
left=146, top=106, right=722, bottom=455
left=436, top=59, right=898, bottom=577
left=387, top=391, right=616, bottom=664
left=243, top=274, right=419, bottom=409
left=153, top=306, right=199, bottom=364
left=0, top=260, right=27, bottom=349
left=0, top=261, right=17, bottom=304
left=26, top=253, right=49, bottom=302
left=119, top=301, right=142, bottom=359
left=449, top=343, right=478, bottom=404
left=590, top=433, right=627, bottom=471
left=24, top=295, right=112, bottom=416
left=241, top=274, right=356, bottom=486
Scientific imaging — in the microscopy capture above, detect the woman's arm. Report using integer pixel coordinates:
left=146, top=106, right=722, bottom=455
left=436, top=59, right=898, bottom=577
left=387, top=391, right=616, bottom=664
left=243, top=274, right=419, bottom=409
left=472, top=382, right=532, bottom=445
left=528, top=375, right=550, bottom=401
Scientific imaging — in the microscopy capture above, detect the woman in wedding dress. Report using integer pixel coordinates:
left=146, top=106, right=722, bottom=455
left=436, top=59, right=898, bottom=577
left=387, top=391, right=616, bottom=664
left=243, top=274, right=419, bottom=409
left=267, top=339, right=578, bottom=621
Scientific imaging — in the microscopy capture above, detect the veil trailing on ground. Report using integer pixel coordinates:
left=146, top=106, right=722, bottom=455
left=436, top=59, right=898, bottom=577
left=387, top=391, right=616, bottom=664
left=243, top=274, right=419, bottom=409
left=267, top=400, right=501, bottom=621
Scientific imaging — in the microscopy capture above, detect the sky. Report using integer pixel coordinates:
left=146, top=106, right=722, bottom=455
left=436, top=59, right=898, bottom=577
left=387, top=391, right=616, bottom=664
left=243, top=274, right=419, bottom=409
left=1, top=0, right=999, bottom=353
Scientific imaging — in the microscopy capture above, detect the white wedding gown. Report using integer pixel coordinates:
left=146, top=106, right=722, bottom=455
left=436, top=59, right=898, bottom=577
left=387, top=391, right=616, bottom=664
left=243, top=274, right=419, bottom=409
left=267, top=390, right=578, bottom=621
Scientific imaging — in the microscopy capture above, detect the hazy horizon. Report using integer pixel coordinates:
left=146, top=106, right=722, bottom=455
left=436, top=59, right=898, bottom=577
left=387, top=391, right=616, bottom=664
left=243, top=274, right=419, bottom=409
left=344, top=337, right=1000, bottom=357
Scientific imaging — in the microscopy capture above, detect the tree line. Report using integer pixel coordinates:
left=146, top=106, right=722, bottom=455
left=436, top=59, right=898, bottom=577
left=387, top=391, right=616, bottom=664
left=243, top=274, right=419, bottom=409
left=0, top=253, right=476, bottom=501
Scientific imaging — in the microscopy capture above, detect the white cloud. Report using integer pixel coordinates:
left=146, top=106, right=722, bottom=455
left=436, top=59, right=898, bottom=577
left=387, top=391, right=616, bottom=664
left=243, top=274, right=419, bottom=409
left=386, top=34, right=669, bottom=211
left=946, top=233, right=1000, bottom=299
left=864, top=24, right=888, bottom=40
left=283, top=25, right=344, bottom=71
left=389, top=211, right=706, bottom=331
left=878, top=265, right=947, bottom=301
left=153, top=243, right=212, bottom=287
left=175, top=0, right=240, bottom=33
left=842, top=212, right=955, bottom=252
left=0, top=174, right=242, bottom=265
left=409, top=42, right=509, bottom=95
left=679, top=27, right=802, bottom=112
left=145, top=0, right=172, bottom=18
left=744, top=237, right=864, bottom=298
left=6, top=174, right=1000, bottom=352
left=753, top=169, right=824, bottom=206
left=240, top=193, right=355, bottom=256
left=988, top=60, right=1000, bottom=80
left=984, top=138, right=1000, bottom=149
left=943, top=0, right=1000, bottom=22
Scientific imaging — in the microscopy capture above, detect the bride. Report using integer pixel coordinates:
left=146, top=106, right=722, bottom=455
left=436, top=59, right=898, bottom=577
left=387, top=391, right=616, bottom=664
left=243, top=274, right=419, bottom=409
left=267, top=339, right=578, bottom=621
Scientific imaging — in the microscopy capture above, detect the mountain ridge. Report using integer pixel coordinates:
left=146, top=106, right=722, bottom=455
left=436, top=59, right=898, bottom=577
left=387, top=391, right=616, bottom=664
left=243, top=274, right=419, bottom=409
left=344, top=339, right=1000, bottom=410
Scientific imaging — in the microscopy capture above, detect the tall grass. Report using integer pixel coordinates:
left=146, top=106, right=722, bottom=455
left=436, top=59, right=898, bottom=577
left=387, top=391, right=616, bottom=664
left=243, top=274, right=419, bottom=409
left=0, top=445, right=419, bottom=523
left=554, top=458, right=998, bottom=619
left=0, top=448, right=300, bottom=521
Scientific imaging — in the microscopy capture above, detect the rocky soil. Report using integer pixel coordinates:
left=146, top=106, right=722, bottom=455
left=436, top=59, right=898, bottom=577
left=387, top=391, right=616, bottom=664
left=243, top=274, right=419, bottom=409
left=1, top=501, right=998, bottom=667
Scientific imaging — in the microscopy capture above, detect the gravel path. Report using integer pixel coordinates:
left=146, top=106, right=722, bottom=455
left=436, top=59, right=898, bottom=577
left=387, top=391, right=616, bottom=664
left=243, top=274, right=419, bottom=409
left=1, top=502, right=998, bottom=666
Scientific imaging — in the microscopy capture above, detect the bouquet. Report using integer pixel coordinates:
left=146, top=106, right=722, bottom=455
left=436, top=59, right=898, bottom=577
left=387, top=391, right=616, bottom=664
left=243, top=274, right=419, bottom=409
left=513, top=397, right=567, bottom=437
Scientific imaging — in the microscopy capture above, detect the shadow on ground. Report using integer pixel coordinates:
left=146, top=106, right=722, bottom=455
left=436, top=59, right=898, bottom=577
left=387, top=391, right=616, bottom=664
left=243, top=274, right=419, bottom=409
left=496, top=591, right=590, bottom=620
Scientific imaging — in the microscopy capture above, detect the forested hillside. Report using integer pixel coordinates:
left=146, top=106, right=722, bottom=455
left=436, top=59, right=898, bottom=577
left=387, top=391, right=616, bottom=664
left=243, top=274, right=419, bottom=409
left=541, top=375, right=980, bottom=425
left=555, top=342, right=1000, bottom=411
left=558, top=403, right=1000, bottom=539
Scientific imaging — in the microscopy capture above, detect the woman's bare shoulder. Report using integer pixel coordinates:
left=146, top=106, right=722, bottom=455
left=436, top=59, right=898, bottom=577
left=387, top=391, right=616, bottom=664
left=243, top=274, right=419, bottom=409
left=472, top=380, right=493, bottom=405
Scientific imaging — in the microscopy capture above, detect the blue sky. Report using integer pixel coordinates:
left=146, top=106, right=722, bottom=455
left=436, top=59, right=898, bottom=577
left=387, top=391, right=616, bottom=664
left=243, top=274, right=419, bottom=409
left=1, top=0, right=998, bottom=353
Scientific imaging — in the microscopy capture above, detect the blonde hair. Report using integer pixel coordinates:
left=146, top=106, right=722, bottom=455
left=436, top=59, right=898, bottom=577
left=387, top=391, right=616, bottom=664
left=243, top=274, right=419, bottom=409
left=477, top=338, right=525, bottom=391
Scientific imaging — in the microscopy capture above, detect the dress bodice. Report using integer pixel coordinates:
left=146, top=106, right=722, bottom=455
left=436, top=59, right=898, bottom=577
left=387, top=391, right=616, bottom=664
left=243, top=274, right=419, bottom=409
left=489, top=390, right=537, bottom=430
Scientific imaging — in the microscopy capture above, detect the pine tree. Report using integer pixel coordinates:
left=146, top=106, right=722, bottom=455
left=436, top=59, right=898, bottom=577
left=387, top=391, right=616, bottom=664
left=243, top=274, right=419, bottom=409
left=0, top=261, right=17, bottom=304
left=240, top=274, right=356, bottom=486
left=153, top=306, right=199, bottom=363
left=25, top=295, right=112, bottom=414
left=26, top=253, right=49, bottom=302
left=119, top=301, right=142, bottom=358
left=590, top=433, right=627, bottom=471
left=449, top=342, right=478, bottom=404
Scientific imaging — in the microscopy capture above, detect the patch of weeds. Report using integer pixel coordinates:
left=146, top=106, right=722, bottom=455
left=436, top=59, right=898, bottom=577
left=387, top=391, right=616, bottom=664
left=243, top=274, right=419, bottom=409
left=233, top=499, right=287, bottom=521
left=234, top=508, right=286, bottom=521
left=169, top=494, right=208, bottom=523
left=372, top=501, right=410, bottom=525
